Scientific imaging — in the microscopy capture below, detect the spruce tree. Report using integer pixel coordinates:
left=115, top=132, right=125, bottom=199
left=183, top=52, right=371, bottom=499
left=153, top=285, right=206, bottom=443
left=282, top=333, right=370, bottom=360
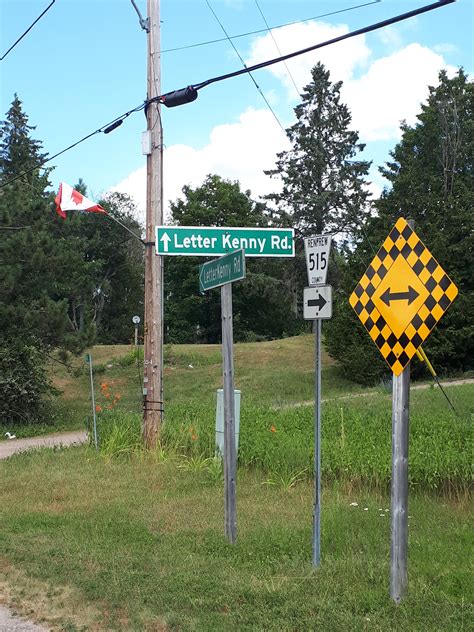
left=0, top=95, right=62, bottom=423
left=266, top=63, right=371, bottom=236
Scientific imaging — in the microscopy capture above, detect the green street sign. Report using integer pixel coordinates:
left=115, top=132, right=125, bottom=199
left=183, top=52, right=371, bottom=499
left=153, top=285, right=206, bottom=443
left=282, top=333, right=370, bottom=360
left=199, top=249, right=246, bottom=293
left=156, top=225, right=294, bottom=257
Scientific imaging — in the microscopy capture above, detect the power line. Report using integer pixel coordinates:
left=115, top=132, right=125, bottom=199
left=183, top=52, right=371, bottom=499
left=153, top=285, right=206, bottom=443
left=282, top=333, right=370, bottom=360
left=254, top=0, right=301, bottom=99
left=0, top=0, right=455, bottom=189
left=1, top=0, right=57, bottom=61
left=0, top=102, right=146, bottom=189
left=162, top=1, right=382, bottom=54
left=193, top=0, right=455, bottom=92
left=205, top=0, right=287, bottom=135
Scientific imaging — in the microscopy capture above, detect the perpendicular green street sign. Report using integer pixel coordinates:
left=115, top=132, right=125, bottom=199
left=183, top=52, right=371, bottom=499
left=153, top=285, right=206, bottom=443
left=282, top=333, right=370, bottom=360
left=155, top=225, right=294, bottom=257
left=199, top=249, right=246, bottom=293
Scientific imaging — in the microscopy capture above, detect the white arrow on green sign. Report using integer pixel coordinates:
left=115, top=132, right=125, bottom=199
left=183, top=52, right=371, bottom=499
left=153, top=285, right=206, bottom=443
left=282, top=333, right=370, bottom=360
left=199, top=249, right=246, bottom=292
left=155, top=226, right=294, bottom=257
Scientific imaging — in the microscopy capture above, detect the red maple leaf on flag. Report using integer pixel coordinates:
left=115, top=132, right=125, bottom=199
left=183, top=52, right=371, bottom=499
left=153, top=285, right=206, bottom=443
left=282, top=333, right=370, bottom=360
left=71, top=189, right=84, bottom=206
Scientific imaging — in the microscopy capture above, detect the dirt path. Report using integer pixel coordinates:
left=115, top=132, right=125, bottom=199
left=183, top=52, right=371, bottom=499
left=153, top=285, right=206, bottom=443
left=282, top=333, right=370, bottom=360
left=0, top=430, right=88, bottom=461
left=0, top=605, right=49, bottom=631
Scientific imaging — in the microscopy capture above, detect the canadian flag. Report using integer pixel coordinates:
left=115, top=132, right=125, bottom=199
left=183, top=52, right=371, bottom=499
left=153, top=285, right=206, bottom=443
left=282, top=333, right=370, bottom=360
left=55, top=182, right=108, bottom=219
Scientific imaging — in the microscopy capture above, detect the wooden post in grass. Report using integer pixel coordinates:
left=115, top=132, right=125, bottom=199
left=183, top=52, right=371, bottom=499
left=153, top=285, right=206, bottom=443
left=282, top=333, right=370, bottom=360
left=221, top=282, right=237, bottom=544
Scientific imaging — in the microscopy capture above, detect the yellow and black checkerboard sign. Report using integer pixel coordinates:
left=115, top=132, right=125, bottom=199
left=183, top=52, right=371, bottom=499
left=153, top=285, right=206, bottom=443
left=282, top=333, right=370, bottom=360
left=349, top=217, right=458, bottom=376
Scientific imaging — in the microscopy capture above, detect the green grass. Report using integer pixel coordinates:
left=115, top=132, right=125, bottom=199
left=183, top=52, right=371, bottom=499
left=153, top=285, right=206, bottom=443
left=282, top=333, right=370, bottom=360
left=0, top=447, right=471, bottom=631
left=1, top=336, right=472, bottom=629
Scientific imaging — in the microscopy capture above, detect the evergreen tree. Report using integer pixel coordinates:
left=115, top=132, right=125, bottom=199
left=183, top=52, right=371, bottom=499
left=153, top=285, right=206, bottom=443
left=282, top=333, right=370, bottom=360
left=326, top=70, right=473, bottom=382
left=0, top=95, right=66, bottom=423
left=264, top=63, right=371, bottom=320
left=266, top=63, right=371, bottom=236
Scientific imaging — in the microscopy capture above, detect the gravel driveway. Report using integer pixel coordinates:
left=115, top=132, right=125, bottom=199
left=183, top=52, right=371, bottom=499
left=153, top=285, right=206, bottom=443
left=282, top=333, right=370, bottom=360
left=0, top=430, right=88, bottom=460
left=0, top=606, right=49, bottom=631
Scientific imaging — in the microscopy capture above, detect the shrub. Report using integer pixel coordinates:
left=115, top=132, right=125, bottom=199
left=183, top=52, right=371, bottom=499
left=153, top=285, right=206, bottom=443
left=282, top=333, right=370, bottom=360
left=0, top=337, right=55, bottom=426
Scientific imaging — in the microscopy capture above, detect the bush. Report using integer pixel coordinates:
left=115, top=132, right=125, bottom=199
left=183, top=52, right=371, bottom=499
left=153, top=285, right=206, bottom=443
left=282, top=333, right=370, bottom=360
left=0, top=337, right=55, bottom=426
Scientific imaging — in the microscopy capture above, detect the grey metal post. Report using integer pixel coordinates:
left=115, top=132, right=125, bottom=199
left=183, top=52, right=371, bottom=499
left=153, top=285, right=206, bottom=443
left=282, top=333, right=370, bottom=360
left=390, top=366, right=410, bottom=602
left=87, top=354, right=98, bottom=451
left=221, top=282, right=237, bottom=544
left=312, top=319, right=322, bottom=566
left=390, top=217, right=413, bottom=603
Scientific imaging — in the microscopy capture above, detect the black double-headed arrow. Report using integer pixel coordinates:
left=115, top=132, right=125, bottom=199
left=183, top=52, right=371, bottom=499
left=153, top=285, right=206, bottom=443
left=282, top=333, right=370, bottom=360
left=308, top=294, right=327, bottom=310
left=380, top=285, right=419, bottom=306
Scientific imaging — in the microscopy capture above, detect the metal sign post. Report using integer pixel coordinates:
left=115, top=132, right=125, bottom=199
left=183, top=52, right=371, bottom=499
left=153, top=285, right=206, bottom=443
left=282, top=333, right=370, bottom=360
left=132, top=315, right=140, bottom=347
left=303, top=282, right=332, bottom=567
left=390, top=363, right=410, bottom=602
left=350, top=217, right=458, bottom=602
left=221, top=282, right=237, bottom=544
left=200, top=251, right=246, bottom=544
left=313, top=318, right=322, bottom=566
left=85, top=353, right=98, bottom=451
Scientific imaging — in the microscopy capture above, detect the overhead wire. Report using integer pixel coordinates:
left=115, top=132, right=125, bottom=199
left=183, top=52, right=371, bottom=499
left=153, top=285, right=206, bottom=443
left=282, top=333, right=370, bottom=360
left=0, top=102, right=146, bottom=189
left=1, top=0, right=57, bottom=61
left=253, top=0, right=301, bottom=99
left=192, top=0, right=455, bottom=92
left=205, top=0, right=287, bottom=135
left=0, top=0, right=455, bottom=190
left=162, top=0, right=382, bottom=54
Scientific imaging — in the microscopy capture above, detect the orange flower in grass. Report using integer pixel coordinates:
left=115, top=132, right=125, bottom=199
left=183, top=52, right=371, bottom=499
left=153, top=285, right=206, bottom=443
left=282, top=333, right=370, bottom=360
left=95, top=405, right=102, bottom=413
left=191, top=434, right=198, bottom=441
left=270, top=425, right=277, bottom=433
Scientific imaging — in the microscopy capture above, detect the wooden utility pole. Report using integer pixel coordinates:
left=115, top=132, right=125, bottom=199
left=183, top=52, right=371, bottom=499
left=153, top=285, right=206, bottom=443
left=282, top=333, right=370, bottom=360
left=143, top=0, right=163, bottom=448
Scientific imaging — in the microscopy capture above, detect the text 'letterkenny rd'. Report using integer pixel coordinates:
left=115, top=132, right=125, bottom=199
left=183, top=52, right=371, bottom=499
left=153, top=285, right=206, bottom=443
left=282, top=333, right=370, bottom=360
left=155, top=226, right=295, bottom=257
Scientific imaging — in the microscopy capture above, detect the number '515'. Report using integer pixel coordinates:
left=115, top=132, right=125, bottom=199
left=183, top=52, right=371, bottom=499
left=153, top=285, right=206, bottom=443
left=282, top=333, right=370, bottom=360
left=309, top=251, right=327, bottom=271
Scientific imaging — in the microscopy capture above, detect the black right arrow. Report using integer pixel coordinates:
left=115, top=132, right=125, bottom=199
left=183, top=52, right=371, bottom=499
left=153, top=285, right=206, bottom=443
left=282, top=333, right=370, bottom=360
left=380, top=285, right=419, bottom=306
left=308, top=294, right=327, bottom=311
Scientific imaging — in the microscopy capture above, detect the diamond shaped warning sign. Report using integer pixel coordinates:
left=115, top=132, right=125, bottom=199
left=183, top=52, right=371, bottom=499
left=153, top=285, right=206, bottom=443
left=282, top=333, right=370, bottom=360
left=349, top=217, right=458, bottom=376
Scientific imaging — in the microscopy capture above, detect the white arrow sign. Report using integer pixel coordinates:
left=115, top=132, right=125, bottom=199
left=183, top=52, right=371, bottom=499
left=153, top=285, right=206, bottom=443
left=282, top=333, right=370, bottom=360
left=304, top=234, right=332, bottom=286
left=160, top=232, right=172, bottom=252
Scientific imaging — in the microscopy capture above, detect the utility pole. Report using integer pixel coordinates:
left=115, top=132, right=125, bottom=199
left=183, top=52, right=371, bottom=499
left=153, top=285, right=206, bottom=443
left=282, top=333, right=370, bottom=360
left=143, top=0, right=163, bottom=448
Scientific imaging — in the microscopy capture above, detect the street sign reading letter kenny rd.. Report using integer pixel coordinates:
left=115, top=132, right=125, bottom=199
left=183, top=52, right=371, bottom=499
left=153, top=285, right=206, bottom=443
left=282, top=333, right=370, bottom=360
left=156, top=226, right=294, bottom=257
left=199, top=249, right=246, bottom=293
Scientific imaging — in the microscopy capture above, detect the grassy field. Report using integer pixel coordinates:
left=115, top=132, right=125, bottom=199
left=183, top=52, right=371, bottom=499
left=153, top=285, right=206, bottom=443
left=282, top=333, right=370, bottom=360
left=0, top=335, right=472, bottom=630
left=0, top=448, right=472, bottom=631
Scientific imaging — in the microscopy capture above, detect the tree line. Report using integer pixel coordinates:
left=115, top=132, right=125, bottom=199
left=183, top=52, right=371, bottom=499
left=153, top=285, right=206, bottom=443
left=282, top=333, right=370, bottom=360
left=1, top=64, right=472, bottom=424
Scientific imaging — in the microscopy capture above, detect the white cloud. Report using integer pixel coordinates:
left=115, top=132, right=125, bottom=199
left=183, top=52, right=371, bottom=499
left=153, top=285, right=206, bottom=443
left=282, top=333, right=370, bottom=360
left=247, top=23, right=454, bottom=141
left=343, top=44, right=456, bottom=141
left=377, top=26, right=403, bottom=50
left=433, top=42, right=460, bottom=55
left=245, top=20, right=371, bottom=99
left=111, top=108, right=290, bottom=221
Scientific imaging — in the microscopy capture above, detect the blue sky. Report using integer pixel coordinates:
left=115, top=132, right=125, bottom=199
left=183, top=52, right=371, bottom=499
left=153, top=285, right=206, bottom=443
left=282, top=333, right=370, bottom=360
left=1, top=0, right=473, bottom=218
